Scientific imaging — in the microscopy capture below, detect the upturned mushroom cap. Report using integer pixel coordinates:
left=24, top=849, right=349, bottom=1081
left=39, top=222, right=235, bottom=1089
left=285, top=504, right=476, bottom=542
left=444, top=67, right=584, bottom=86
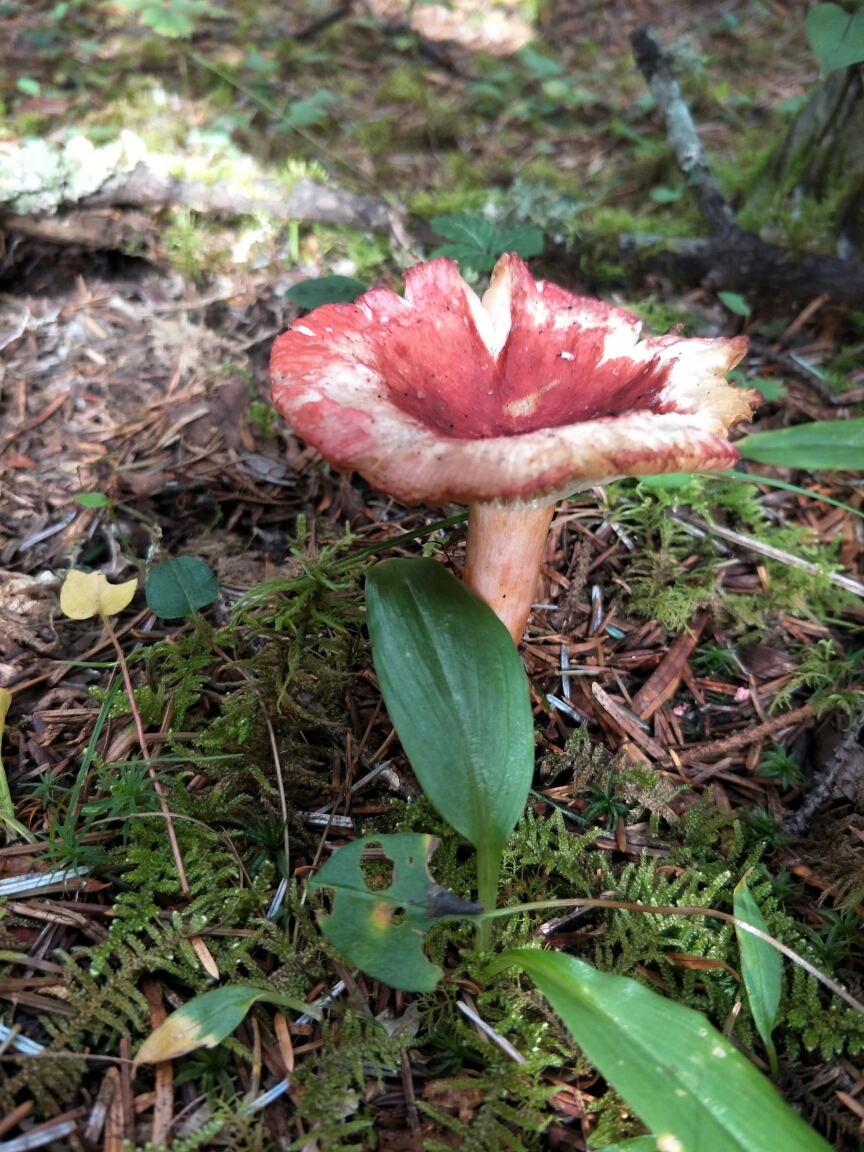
left=270, top=254, right=756, bottom=506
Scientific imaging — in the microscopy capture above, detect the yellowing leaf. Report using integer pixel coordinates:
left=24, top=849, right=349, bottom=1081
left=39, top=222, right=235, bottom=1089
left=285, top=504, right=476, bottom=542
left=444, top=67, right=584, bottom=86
left=132, top=985, right=315, bottom=1068
left=60, top=570, right=138, bottom=620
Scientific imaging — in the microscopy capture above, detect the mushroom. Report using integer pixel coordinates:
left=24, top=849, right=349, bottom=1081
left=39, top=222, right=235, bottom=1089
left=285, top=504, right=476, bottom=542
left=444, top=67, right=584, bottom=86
left=270, top=255, right=757, bottom=643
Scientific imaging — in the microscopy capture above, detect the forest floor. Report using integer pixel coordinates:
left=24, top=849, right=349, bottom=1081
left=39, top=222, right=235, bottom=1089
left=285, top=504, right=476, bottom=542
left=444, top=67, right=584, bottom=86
left=1, top=0, right=864, bottom=1149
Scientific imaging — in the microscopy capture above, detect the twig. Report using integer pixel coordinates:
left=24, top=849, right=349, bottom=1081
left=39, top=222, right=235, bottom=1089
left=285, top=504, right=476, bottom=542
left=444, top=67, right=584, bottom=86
left=400, top=1048, right=422, bottom=1150
left=749, top=340, right=864, bottom=407
left=102, top=614, right=190, bottom=899
left=457, top=1000, right=526, bottom=1063
left=631, top=28, right=736, bottom=237
left=669, top=512, right=864, bottom=599
left=481, top=897, right=864, bottom=1017
left=626, top=26, right=864, bottom=306
left=677, top=704, right=813, bottom=767
left=784, top=715, right=864, bottom=837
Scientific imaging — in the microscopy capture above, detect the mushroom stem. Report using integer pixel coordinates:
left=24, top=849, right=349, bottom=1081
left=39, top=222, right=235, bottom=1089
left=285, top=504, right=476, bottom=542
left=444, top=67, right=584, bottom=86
left=463, top=500, right=555, bottom=644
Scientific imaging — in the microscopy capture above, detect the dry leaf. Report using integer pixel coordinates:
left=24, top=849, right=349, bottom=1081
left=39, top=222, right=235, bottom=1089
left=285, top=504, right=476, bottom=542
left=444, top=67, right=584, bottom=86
left=60, top=570, right=138, bottom=620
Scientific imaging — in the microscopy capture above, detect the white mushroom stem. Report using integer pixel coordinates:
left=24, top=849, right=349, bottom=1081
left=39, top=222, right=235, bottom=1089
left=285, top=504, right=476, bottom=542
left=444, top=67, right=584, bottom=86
left=463, top=501, right=555, bottom=645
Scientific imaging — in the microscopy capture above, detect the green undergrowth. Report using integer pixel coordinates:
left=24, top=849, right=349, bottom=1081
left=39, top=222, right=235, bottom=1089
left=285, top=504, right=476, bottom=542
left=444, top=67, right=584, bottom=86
left=608, top=473, right=859, bottom=635
left=3, top=500, right=863, bottom=1143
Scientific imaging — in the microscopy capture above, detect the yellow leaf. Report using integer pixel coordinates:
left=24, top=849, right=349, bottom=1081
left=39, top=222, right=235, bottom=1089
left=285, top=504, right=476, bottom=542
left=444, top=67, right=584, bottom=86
left=60, top=570, right=138, bottom=620
left=0, top=689, right=9, bottom=731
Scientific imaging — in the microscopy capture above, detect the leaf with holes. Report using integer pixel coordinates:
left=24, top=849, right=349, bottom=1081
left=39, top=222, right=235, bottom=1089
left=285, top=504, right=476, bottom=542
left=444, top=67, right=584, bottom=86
left=487, top=949, right=832, bottom=1152
left=133, top=984, right=315, bottom=1067
left=145, top=556, right=220, bottom=619
left=806, top=3, right=864, bottom=72
left=286, top=275, right=367, bottom=310
left=734, top=874, right=781, bottom=1075
left=309, top=833, right=481, bottom=992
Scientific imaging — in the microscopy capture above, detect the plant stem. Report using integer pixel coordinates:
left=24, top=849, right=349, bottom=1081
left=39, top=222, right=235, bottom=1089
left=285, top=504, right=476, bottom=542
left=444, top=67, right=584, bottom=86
left=475, top=849, right=502, bottom=951
left=476, top=896, right=864, bottom=1017
left=101, top=613, right=191, bottom=899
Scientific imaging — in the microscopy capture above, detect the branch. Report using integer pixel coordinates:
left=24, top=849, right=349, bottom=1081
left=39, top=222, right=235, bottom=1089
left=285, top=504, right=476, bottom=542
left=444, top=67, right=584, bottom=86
left=630, top=28, right=736, bottom=236
left=626, top=26, right=864, bottom=307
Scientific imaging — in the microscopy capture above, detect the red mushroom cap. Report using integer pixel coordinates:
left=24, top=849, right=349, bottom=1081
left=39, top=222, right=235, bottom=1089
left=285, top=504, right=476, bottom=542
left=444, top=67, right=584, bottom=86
left=270, top=254, right=755, bottom=506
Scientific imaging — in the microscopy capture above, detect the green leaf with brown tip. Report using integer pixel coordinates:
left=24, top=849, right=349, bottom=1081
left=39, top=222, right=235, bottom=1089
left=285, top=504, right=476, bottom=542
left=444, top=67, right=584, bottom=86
left=133, top=985, right=314, bottom=1067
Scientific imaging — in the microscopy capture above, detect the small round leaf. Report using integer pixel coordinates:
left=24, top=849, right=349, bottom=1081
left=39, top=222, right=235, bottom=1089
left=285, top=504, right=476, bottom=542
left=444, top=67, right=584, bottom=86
left=145, top=556, right=220, bottom=619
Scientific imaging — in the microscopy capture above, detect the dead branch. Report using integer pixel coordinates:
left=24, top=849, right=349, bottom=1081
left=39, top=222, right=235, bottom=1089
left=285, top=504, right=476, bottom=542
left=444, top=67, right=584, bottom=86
left=0, top=170, right=441, bottom=251
left=784, top=715, right=864, bottom=837
left=628, top=27, right=864, bottom=307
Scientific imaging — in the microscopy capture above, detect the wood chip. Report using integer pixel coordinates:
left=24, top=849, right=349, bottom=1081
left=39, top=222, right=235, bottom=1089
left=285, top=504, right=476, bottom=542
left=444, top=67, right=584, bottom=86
left=591, top=682, right=668, bottom=762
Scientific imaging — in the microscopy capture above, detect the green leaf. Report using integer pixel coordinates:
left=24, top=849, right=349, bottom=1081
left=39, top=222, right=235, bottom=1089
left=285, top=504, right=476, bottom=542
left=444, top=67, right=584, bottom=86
left=636, top=473, right=695, bottom=488
left=365, top=559, right=534, bottom=912
left=310, top=832, right=480, bottom=992
left=74, top=492, right=112, bottom=509
left=145, top=556, right=220, bottom=619
left=737, top=417, right=864, bottom=470
left=426, top=243, right=498, bottom=272
left=595, top=1140, right=660, bottom=1152
left=650, top=186, right=684, bottom=204
left=286, top=275, right=367, bottom=310
left=718, top=290, right=751, bottom=317
left=16, top=78, right=41, bottom=97
left=428, top=215, right=543, bottom=272
left=286, top=90, right=339, bottom=127
left=734, top=874, right=781, bottom=1074
left=806, top=3, right=864, bottom=72
left=741, top=376, right=785, bottom=403
left=430, top=213, right=497, bottom=250
left=133, top=984, right=315, bottom=1067
left=495, top=224, right=545, bottom=261
left=487, top=949, right=832, bottom=1152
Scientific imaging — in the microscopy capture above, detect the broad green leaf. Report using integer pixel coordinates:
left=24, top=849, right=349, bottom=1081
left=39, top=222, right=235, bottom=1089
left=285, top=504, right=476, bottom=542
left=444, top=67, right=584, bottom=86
left=74, top=492, right=112, bottom=509
left=60, top=570, right=138, bottom=620
left=133, top=985, right=314, bottom=1067
left=806, top=3, right=864, bottom=72
left=734, top=874, right=781, bottom=1073
left=365, top=559, right=534, bottom=907
left=488, top=949, right=831, bottom=1152
left=145, top=556, right=220, bottom=619
left=717, top=290, right=751, bottom=317
left=430, top=213, right=497, bottom=250
left=495, top=224, right=545, bottom=261
left=428, top=214, right=543, bottom=272
left=737, top=418, right=864, bottom=471
left=310, top=833, right=480, bottom=992
left=738, top=375, right=785, bottom=403
left=427, top=243, right=498, bottom=272
left=286, top=275, right=367, bottom=310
